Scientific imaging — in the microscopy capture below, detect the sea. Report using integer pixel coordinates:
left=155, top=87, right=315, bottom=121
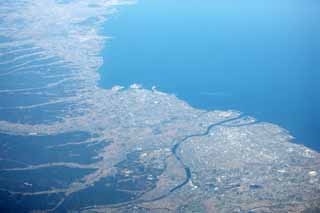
left=99, top=0, right=320, bottom=151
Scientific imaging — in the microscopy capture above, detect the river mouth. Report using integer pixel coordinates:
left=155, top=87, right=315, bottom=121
left=1, top=1, right=320, bottom=212
left=98, top=0, right=320, bottom=151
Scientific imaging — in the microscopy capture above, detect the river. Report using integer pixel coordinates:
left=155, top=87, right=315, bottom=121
left=99, top=0, right=320, bottom=151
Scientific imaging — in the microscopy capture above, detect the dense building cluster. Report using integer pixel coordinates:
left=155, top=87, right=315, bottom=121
left=0, top=0, right=319, bottom=212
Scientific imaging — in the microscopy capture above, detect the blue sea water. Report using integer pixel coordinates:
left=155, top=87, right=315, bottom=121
left=99, top=0, right=320, bottom=150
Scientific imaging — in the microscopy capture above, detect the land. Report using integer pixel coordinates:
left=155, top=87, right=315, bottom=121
left=0, top=0, right=319, bottom=212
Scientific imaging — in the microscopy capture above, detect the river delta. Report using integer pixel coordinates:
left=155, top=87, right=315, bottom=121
left=0, top=0, right=319, bottom=212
